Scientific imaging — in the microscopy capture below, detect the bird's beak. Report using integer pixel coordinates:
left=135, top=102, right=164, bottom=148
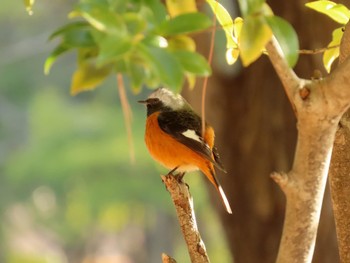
left=138, top=100, right=148, bottom=104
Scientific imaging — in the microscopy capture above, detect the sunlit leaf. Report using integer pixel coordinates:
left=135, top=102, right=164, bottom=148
left=225, top=48, right=240, bottom=65
left=233, top=17, right=243, bottom=42
left=157, top=12, right=212, bottom=36
left=71, top=63, right=112, bottom=95
left=24, top=0, right=35, bottom=15
left=172, top=50, right=211, bottom=76
left=167, top=35, right=196, bottom=52
left=323, top=27, right=343, bottom=72
left=265, top=16, right=299, bottom=67
left=44, top=44, right=71, bottom=75
left=206, top=0, right=237, bottom=49
left=186, top=73, right=196, bottom=89
left=306, top=1, right=350, bottom=24
left=240, top=15, right=272, bottom=66
left=165, top=0, right=197, bottom=17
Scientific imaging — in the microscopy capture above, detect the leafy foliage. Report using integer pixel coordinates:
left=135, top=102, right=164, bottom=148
left=46, top=0, right=212, bottom=95
left=306, top=0, right=350, bottom=72
left=207, top=0, right=299, bottom=67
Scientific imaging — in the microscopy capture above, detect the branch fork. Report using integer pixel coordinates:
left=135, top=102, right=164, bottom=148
left=266, top=29, right=350, bottom=263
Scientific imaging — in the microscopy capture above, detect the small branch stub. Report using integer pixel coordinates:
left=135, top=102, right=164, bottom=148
left=162, top=253, right=177, bottom=263
left=161, top=174, right=210, bottom=263
left=270, top=172, right=289, bottom=193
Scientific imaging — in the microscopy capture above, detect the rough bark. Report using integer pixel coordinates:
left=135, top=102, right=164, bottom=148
left=329, top=22, right=350, bottom=263
left=161, top=174, right=210, bottom=263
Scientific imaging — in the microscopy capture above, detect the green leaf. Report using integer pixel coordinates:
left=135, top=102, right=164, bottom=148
left=49, top=22, right=96, bottom=48
left=240, top=15, right=272, bottom=66
left=71, top=2, right=127, bottom=34
left=143, top=0, right=167, bottom=24
left=323, top=27, right=342, bottom=72
left=306, top=1, right=350, bottom=24
left=44, top=44, right=71, bottom=75
left=172, top=50, right=211, bottom=76
left=123, top=12, right=146, bottom=35
left=237, top=0, right=265, bottom=16
left=71, top=62, right=112, bottom=95
left=265, top=16, right=299, bottom=67
left=94, top=33, right=133, bottom=66
left=127, top=61, right=146, bottom=93
left=139, top=44, right=184, bottom=91
left=157, top=12, right=212, bottom=36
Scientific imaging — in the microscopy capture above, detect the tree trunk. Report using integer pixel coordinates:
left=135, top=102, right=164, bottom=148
left=185, top=0, right=344, bottom=262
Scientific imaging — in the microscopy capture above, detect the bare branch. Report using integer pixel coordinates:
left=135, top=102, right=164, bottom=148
left=265, top=38, right=303, bottom=112
left=161, top=174, right=210, bottom=263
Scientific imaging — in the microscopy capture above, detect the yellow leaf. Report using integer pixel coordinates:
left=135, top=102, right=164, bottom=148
left=323, top=27, right=343, bottom=72
left=70, top=63, right=111, bottom=95
left=206, top=0, right=237, bottom=48
left=186, top=73, right=196, bottom=89
left=24, top=0, right=35, bottom=15
left=226, top=48, right=240, bottom=65
left=233, top=17, right=243, bottom=42
left=240, top=16, right=272, bottom=66
left=167, top=35, right=196, bottom=52
left=166, top=0, right=197, bottom=17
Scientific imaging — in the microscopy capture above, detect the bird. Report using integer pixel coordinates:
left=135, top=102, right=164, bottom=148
left=138, top=88, right=232, bottom=214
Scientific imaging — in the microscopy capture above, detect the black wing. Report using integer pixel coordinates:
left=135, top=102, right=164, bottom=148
left=158, top=110, right=219, bottom=167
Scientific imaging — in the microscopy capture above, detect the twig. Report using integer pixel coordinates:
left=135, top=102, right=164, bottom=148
left=201, top=0, right=217, bottom=136
left=161, top=174, right=210, bottom=263
left=298, top=45, right=339, bottom=55
left=117, top=74, right=135, bottom=163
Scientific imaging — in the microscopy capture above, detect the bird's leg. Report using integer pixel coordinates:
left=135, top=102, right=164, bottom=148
left=167, top=166, right=179, bottom=176
left=167, top=167, right=186, bottom=183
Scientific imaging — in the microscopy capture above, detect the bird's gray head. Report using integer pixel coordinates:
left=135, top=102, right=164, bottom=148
left=147, top=88, right=185, bottom=110
left=138, top=88, right=190, bottom=116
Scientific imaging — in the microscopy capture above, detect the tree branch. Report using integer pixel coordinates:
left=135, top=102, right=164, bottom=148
left=266, top=34, right=350, bottom=263
left=265, top=38, right=304, bottom=113
left=161, top=174, right=210, bottom=263
left=328, top=21, right=350, bottom=263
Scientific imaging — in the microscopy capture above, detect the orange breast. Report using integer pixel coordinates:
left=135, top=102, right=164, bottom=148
left=145, top=112, right=213, bottom=176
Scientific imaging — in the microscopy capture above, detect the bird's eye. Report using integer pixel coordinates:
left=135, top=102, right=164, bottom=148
left=147, top=98, right=160, bottom=104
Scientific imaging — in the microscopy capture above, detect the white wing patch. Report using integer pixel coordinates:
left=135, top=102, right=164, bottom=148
left=182, top=129, right=202, bottom=142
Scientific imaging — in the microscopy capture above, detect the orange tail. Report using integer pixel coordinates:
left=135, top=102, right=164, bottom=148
left=202, top=165, right=232, bottom=214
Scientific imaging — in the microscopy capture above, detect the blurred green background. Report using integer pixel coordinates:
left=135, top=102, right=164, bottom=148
left=0, top=1, right=231, bottom=262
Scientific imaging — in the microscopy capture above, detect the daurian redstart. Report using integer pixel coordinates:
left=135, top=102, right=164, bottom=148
left=139, top=88, right=232, bottom=214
